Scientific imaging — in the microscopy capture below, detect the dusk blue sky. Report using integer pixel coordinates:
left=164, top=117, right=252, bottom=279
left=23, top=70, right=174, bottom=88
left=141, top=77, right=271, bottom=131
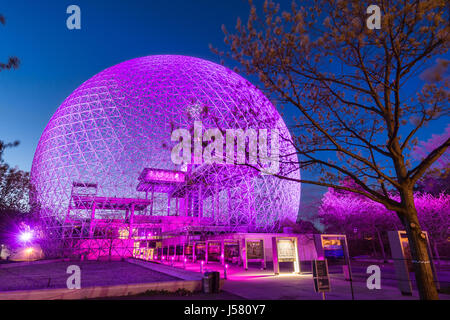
left=0, top=1, right=448, bottom=219
left=0, top=0, right=254, bottom=171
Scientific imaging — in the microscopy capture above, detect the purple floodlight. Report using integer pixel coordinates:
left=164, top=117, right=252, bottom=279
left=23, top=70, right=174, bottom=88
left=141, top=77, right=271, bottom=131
left=19, top=231, right=33, bottom=242
left=30, top=55, right=301, bottom=249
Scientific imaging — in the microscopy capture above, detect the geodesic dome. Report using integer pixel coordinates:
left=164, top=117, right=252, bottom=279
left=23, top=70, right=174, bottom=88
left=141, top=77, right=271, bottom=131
left=31, top=55, right=300, bottom=237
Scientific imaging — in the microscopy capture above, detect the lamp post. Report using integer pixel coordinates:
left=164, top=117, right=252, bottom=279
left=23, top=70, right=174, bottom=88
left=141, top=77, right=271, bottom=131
left=19, top=229, right=34, bottom=263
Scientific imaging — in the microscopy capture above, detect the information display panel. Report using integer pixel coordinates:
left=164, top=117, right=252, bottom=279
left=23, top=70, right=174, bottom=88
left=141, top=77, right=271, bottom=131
left=277, top=239, right=296, bottom=262
left=144, top=248, right=154, bottom=260
left=322, top=238, right=344, bottom=259
left=184, top=244, right=193, bottom=261
left=156, top=248, right=162, bottom=259
left=207, top=241, right=221, bottom=262
left=244, top=239, right=266, bottom=270
left=195, top=242, right=206, bottom=261
left=313, top=259, right=331, bottom=293
left=246, top=240, right=264, bottom=260
left=399, top=233, right=414, bottom=272
left=272, top=237, right=300, bottom=274
left=224, top=241, right=240, bottom=264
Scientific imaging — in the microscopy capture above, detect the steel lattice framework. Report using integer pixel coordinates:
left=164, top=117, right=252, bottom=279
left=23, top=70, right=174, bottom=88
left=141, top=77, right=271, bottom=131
left=30, top=55, right=300, bottom=258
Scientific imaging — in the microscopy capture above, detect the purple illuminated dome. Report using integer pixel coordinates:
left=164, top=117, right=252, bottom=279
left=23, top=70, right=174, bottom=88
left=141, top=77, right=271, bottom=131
left=31, top=55, right=300, bottom=237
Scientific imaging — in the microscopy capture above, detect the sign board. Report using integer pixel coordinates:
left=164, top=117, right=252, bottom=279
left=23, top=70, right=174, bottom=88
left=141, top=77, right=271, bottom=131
left=156, top=248, right=162, bottom=259
left=322, top=238, right=344, bottom=259
left=224, top=241, right=240, bottom=263
left=399, top=233, right=414, bottom=272
left=272, top=237, right=300, bottom=274
left=207, top=241, right=221, bottom=262
left=133, top=241, right=140, bottom=257
left=277, top=239, right=296, bottom=262
left=246, top=240, right=264, bottom=260
left=148, top=241, right=157, bottom=249
left=312, top=259, right=331, bottom=292
left=141, top=168, right=185, bottom=183
left=146, top=248, right=154, bottom=260
left=195, top=242, right=206, bottom=261
left=244, top=239, right=266, bottom=270
left=185, top=244, right=193, bottom=256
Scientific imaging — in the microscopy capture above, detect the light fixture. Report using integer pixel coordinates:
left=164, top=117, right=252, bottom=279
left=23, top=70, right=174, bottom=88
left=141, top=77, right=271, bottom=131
left=19, top=231, right=33, bottom=242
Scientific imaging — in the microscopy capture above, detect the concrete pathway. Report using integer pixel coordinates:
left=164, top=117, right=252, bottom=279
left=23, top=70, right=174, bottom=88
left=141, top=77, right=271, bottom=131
left=154, top=259, right=450, bottom=300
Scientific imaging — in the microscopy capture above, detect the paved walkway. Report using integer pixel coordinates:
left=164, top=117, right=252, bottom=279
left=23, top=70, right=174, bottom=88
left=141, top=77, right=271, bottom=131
left=0, top=260, right=177, bottom=291
left=155, top=259, right=450, bottom=300
left=2, top=258, right=447, bottom=300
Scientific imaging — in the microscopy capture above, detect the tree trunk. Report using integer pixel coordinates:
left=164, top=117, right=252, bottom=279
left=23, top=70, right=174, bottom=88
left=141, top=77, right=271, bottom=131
left=401, top=190, right=439, bottom=300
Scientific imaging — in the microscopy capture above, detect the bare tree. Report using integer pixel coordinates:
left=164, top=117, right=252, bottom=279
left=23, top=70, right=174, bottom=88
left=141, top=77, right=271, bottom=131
left=0, top=141, right=30, bottom=213
left=0, top=13, right=27, bottom=244
left=0, top=14, right=20, bottom=72
left=214, top=0, right=449, bottom=299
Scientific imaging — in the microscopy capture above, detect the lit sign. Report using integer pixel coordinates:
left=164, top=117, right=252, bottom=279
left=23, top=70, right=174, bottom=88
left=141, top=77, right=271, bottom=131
left=276, top=239, right=296, bottom=262
left=185, top=245, right=193, bottom=256
left=144, top=169, right=185, bottom=183
left=207, top=242, right=221, bottom=262
left=224, top=241, right=240, bottom=262
left=313, top=260, right=331, bottom=292
left=246, top=240, right=264, bottom=260
left=196, top=243, right=206, bottom=260
left=322, top=238, right=344, bottom=259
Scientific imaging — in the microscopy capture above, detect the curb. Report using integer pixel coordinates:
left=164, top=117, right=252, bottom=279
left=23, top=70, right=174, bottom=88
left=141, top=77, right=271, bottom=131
left=0, top=280, right=202, bottom=300
left=126, top=258, right=204, bottom=281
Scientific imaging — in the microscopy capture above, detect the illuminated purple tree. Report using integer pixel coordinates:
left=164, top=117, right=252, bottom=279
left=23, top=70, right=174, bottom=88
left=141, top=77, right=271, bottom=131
left=319, top=181, right=399, bottom=259
left=413, top=193, right=450, bottom=261
left=319, top=185, right=449, bottom=260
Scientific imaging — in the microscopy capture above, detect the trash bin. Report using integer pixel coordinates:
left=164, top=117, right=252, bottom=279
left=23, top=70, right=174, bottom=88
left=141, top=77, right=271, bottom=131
left=203, top=272, right=213, bottom=293
left=202, top=271, right=220, bottom=293
left=211, top=271, right=220, bottom=293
